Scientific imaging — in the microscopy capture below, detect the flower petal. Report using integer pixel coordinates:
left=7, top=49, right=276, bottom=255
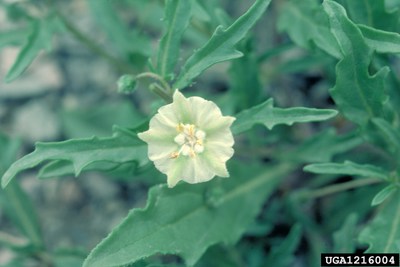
left=203, top=116, right=236, bottom=136
left=138, top=129, right=175, bottom=145
left=167, top=157, right=187, bottom=187
left=139, top=90, right=236, bottom=187
left=172, top=90, right=193, bottom=123
left=185, top=156, right=215, bottom=184
left=201, top=147, right=231, bottom=177
left=187, top=96, right=222, bottom=128
left=156, top=104, right=179, bottom=128
left=206, top=127, right=235, bottom=147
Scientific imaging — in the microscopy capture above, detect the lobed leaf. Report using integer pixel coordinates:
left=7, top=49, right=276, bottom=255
left=157, top=0, right=192, bottom=79
left=173, top=0, right=271, bottom=89
left=37, top=160, right=142, bottom=180
left=83, top=163, right=293, bottom=267
left=1, top=127, right=148, bottom=188
left=359, top=191, right=400, bottom=252
left=323, top=0, right=390, bottom=126
left=335, top=0, right=400, bottom=32
left=232, top=99, right=338, bottom=135
left=303, top=160, right=389, bottom=180
left=359, top=25, right=400, bottom=54
left=5, top=16, right=62, bottom=82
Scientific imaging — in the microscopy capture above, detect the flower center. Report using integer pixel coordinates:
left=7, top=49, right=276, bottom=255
left=172, top=123, right=206, bottom=158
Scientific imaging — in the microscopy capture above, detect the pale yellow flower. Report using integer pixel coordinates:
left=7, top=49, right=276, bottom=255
left=138, top=90, right=235, bottom=187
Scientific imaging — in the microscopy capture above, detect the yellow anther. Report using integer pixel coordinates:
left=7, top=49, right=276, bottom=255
left=176, top=123, right=184, bottom=132
left=170, top=152, right=179, bottom=159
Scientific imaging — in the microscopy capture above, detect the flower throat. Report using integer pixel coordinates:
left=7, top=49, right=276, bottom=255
left=172, top=123, right=206, bottom=158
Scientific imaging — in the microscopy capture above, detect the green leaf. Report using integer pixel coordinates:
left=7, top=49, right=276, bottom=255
left=371, top=184, right=398, bottom=206
left=61, top=100, right=145, bottom=139
left=335, top=0, right=400, bottom=32
left=303, top=160, right=389, bottom=180
left=359, top=24, right=400, bottom=54
left=323, top=0, right=390, bottom=126
left=5, top=16, right=62, bottom=82
left=0, top=181, right=43, bottom=250
left=333, top=213, right=357, bottom=253
left=195, top=245, right=242, bottom=267
left=0, top=27, right=30, bottom=48
left=372, top=118, right=400, bottom=154
left=228, top=39, right=262, bottom=110
left=277, top=0, right=340, bottom=58
left=263, top=224, right=302, bottom=267
left=232, top=99, right=338, bottom=135
left=0, top=133, right=43, bottom=250
left=53, top=248, right=86, bottom=267
left=37, top=160, right=142, bottom=180
left=1, top=126, right=148, bottom=188
left=0, top=231, right=30, bottom=252
left=288, top=129, right=363, bottom=163
left=83, top=163, right=293, bottom=267
left=359, top=191, right=400, bottom=252
left=173, top=0, right=271, bottom=89
left=157, top=0, right=192, bottom=79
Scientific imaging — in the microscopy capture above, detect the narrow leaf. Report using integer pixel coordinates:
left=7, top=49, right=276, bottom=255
left=5, top=16, right=61, bottom=82
left=304, top=160, right=389, bottom=180
left=323, top=0, right=390, bottom=126
left=83, top=163, right=293, bottom=267
left=371, top=184, right=398, bottom=206
left=173, top=0, right=271, bottom=89
left=157, top=0, right=192, bottom=79
left=1, top=127, right=148, bottom=188
left=232, top=99, right=338, bottom=134
left=359, top=24, right=400, bottom=54
left=359, top=191, right=400, bottom=252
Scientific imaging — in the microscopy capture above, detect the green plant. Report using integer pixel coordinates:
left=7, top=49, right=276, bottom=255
left=1, top=0, right=399, bottom=266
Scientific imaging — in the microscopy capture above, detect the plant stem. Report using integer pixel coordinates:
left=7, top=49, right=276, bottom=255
left=136, top=72, right=172, bottom=93
left=136, top=72, right=173, bottom=102
left=300, top=178, right=382, bottom=200
left=55, top=11, right=135, bottom=74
